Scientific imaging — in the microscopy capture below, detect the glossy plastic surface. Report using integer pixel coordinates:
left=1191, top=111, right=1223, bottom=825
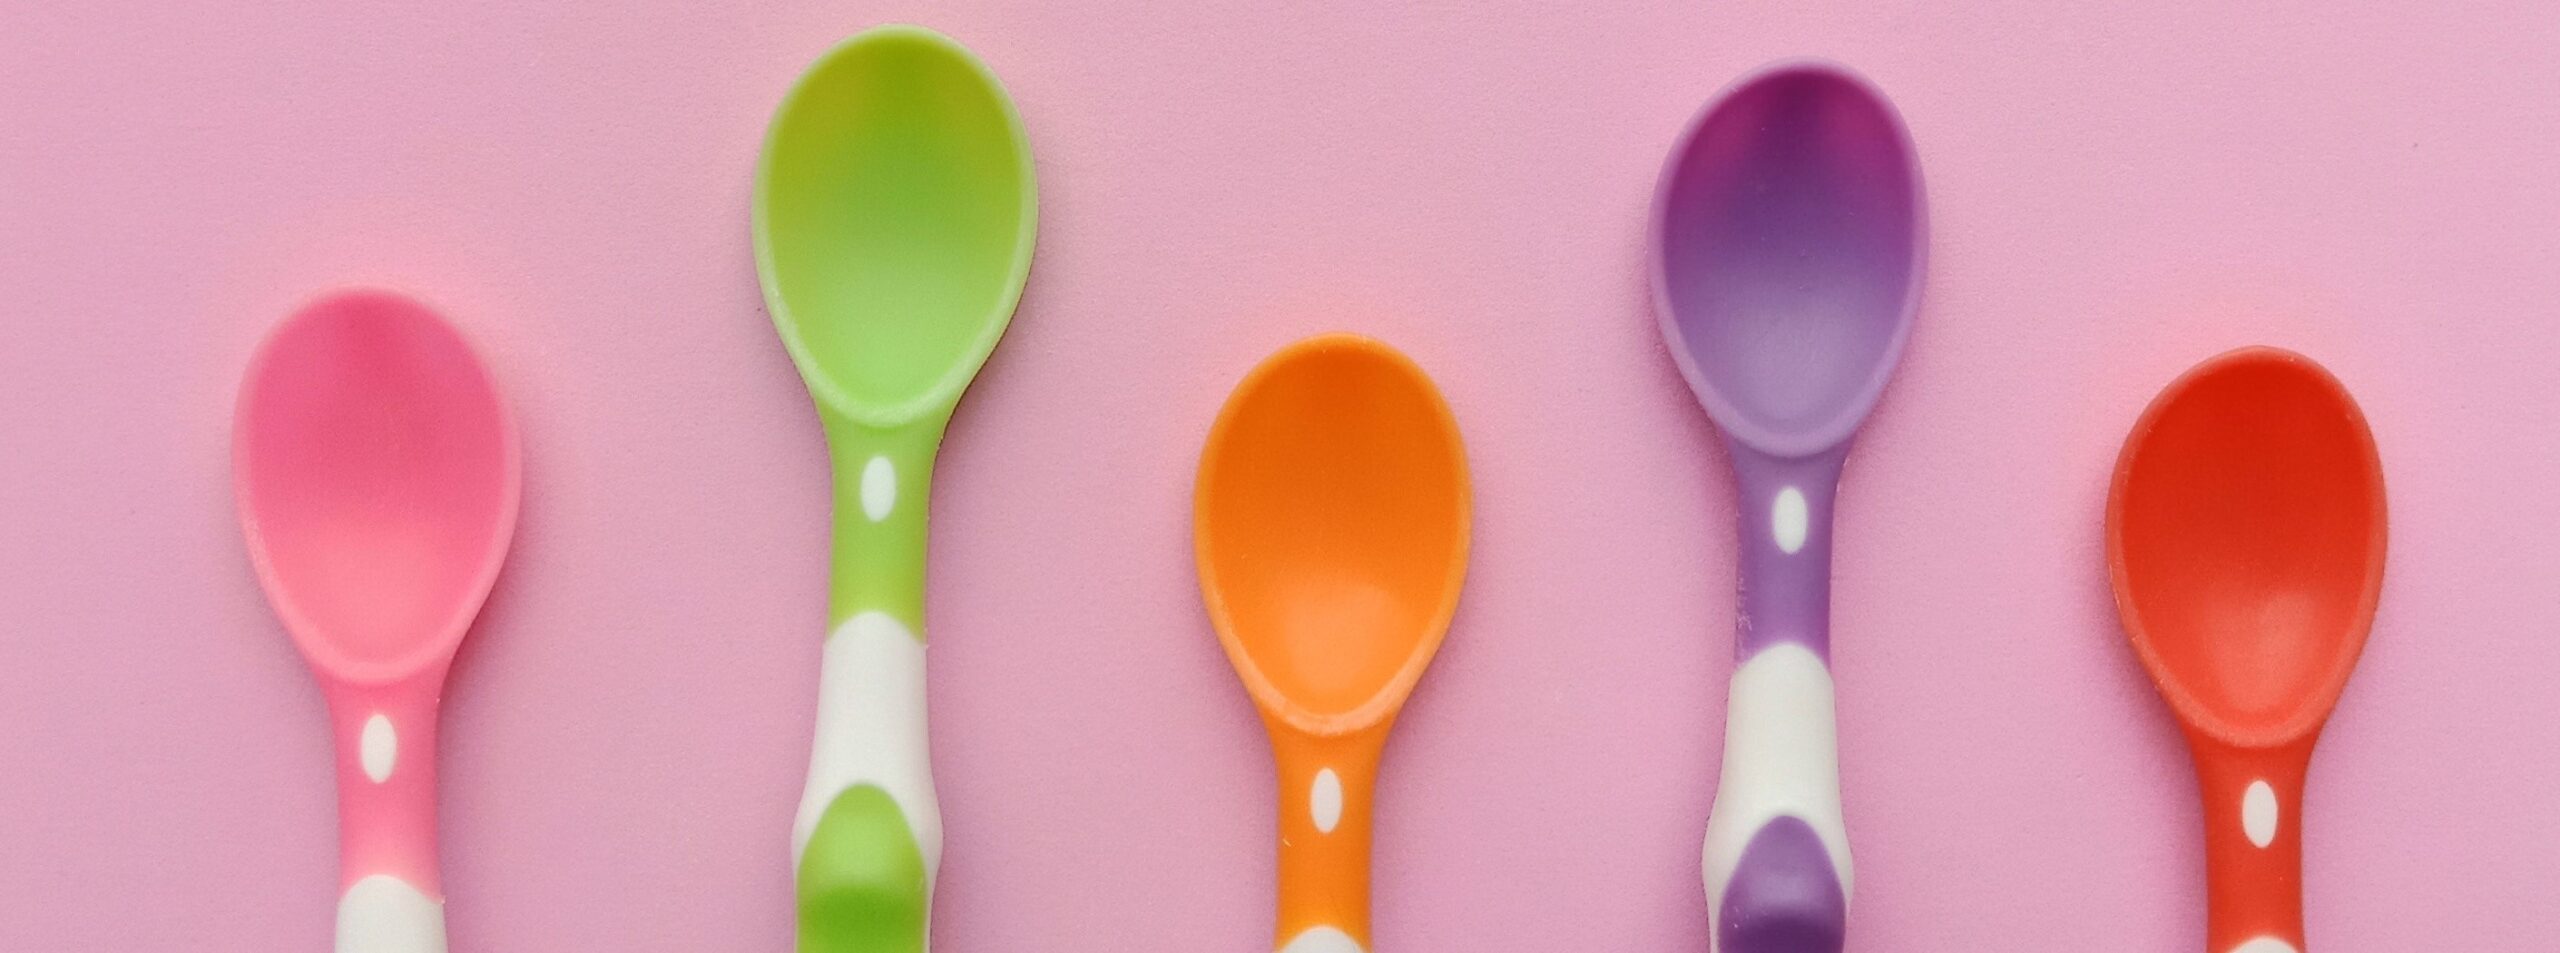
left=1652, top=61, right=1925, bottom=460
left=755, top=24, right=1036, bottom=428
left=236, top=290, right=518, bottom=683
left=2109, top=348, right=2386, bottom=746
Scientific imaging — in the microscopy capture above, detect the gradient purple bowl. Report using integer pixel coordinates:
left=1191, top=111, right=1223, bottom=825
left=1649, top=60, right=1926, bottom=458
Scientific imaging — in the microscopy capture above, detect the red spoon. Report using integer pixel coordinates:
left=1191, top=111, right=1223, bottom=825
left=2107, top=347, right=2386, bottom=953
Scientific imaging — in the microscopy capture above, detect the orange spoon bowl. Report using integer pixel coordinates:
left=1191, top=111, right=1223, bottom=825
left=2107, top=346, right=2386, bottom=953
left=1195, top=334, right=1469, bottom=953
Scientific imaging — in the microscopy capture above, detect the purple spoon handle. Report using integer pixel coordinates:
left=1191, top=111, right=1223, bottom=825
left=1702, top=442, right=1852, bottom=953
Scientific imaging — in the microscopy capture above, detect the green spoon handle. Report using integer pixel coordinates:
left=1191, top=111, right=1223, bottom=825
left=795, top=418, right=943, bottom=953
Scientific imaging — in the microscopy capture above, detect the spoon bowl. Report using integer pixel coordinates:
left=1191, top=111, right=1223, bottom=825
left=1652, top=61, right=1924, bottom=456
left=237, top=291, right=518, bottom=679
left=234, top=288, right=518, bottom=952
left=755, top=24, right=1037, bottom=425
left=2111, top=347, right=2385, bottom=744
left=1196, top=334, right=1469, bottom=953
left=2108, top=346, right=2385, bottom=953
left=1196, top=336, right=1469, bottom=732
left=1649, top=60, right=1924, bottom=953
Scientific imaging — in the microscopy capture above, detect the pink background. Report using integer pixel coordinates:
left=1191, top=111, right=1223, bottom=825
left=5, top=1, right=2558, bottom=949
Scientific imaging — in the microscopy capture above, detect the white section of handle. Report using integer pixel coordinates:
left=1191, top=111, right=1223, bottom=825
left=792, top=611, right=941, bottom=879
left=1701, top=644, right=1852, bottom=937
left=1277, top=925, right=1366, bottom=953
left=335, top=875, right=445, bottom=953
left=2229, top=940, right=2301, bottom=953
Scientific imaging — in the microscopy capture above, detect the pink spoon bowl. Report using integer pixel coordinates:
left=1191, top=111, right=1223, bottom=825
left=233, top=289, right=519, bottom=952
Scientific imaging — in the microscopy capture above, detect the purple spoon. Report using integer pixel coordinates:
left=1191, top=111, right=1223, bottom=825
left=1648, top=61, right=1926, bottom=953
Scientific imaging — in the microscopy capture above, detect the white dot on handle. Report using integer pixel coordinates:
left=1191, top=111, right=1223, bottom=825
left=2241, top=780, right=2278, bottom=848
left=1771, top=486, right=1809, bottom=554
left=1309, top=768, right=1343, bottom=834
left=860, top=455, right=896, bottom=522
left=360, top=714, right=397, bottom=784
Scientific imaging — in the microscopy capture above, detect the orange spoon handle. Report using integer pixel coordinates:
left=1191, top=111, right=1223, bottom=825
left=2188, top=734, right=2314, bottom=953
left=1270, top=723, right=1388, bottom=952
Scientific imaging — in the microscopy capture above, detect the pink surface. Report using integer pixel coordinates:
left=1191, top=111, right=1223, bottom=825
left=3, top=2, right=2557, bottom=950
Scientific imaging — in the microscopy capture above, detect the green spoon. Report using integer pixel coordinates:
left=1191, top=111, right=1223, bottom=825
left=752, top=24, right=1036, bottom=953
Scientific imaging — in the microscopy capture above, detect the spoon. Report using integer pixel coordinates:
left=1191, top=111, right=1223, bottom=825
left=233, top=289, right=520, bottom=953
left=1647, top=61, right=1926, bottom=953
left=2107, top=347, right=2386, bottom=953
left=1194, top=334, right=1470, bottom=953
left=752, top=24, right=1036, bottom=953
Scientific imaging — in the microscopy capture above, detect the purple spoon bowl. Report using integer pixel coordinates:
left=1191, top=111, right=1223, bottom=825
left=1648, top=60, right=1925, bottom=953
left=1651, top=60, right=1926, bottom=458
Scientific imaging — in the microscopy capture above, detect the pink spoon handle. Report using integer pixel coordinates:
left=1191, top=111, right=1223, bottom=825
left=323, top=669, right=449, bottom=953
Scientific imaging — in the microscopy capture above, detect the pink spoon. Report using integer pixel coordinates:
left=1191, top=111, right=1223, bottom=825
left=234, top=289, right=519, bottom=952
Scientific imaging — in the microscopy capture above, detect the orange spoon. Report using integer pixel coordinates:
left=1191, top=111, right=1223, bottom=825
left=2107, top=347, right=2387, bottom=953
left=1194, top=334, right=1470, bottom=953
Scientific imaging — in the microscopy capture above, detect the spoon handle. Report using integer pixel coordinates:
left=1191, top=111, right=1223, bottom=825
left=1269, top=724, right=1388, bottom=953
left=324, top=673, right=449, bottom=953
left=795, top=420, right=944, bottom=953
left=2189, top=735, right=2314, bottom=953
left=1703, top=448, right=1852, bottom=953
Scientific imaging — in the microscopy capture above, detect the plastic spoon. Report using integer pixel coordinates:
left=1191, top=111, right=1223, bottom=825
left=2107, top=347, right=2386, bottom=953
left=752, top=24, right=1036, bottom=953
left=233, top=289, right=520, bottom=953
left=1647, top=61, right=1926, bottom=953
left=1194, top=335, right=1470, bottom=953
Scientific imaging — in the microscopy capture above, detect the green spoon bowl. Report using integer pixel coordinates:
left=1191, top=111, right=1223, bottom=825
left=755, top=24, right=1037, bottom=427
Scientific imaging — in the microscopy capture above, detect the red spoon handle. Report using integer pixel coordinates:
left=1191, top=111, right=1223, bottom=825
left=2189, top=734, right=2314, bottom=953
